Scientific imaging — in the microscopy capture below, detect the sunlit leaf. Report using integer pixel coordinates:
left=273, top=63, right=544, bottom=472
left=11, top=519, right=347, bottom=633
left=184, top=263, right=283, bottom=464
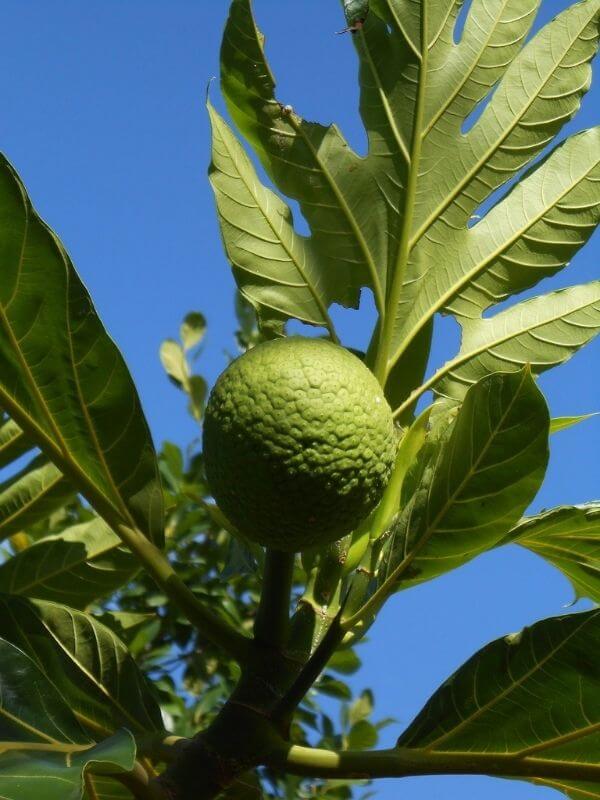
left=0, top=157, right=163, bottom=545
left=507, top=503, right=600, bottom=602
left=551, top=413, right=598, bottom=434
left=0, top=518, right=137, bottom=608
left=208, top=102, right=340, bottom=337
left=159, top=339, right=189, bottom=389
left=388, top=3, right=600, bottom=390
left=0, top=417, right=31, bottom=469
left=219, top=0, right=600, bottom=416
left=220, top=0, right=380, bottom=320
left=435, top=282, right=600, bottom=401
left=0, top=456, right=74, bottom=542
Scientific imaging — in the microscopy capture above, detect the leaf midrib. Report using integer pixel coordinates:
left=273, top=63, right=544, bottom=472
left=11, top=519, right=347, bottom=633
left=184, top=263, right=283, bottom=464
left=422, top=0, right=524, bottom=138
left=0, top=174, right=132, bottom=534
left=5, top=601, right=151, bottom=735
left=358, top=28, right=411, bottom=164
left=225, top=9, right=386, bottom=315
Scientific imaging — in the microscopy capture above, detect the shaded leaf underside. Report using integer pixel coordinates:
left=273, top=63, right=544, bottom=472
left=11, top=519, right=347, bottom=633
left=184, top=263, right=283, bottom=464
left=398, top=609, right=600, bottom=794
left=382, top=369, right=549, bottom=590
left=216, top=0, right=600, bottom=413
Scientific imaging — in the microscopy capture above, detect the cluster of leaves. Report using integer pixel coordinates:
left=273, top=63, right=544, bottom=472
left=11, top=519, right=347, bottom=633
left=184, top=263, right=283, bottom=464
left=151, top=305, right=391, bottom=798
left=0, top=291, right=386, bottom=799
left=207, top=0, right=600, bottom=793
left=0, top=0, right=599, bottom=797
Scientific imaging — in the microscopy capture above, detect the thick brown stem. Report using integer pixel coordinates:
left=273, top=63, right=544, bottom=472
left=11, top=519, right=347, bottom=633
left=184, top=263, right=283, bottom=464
left=156, top=684, right=287, bottom=800
left=156, top=736, right=231, bottom=800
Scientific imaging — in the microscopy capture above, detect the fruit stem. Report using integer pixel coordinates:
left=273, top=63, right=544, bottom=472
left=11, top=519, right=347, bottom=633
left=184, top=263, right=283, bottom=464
left=254, top=548, right=296, bottom=650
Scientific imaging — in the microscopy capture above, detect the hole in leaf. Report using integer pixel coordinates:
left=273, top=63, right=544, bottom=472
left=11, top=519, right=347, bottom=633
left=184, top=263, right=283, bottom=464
left=460, top=89, right=493, bottom=135
left=453, top=0, right=474, bottom=44
left=285, top=319, right=329, bottom=339
left=413, top=314, right=462, bottom=413
left=331, top=288, right=377, bottom=353
left=0, top=448, right=42, bottom=481
left=254, top=0, right=368, bottom=157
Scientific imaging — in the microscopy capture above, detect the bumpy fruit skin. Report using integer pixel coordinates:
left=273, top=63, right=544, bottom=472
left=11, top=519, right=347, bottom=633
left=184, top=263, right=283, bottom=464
left=203, top=337, right=397, bottom=552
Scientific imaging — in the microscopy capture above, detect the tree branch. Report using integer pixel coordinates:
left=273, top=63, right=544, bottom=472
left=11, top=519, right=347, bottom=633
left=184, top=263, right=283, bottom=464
left=274, top=744, right=600, bottom=784
left=0, top=392, right=250, bottom=664
left=115, top=523, right=251, bottom=664
left=254, top=549, right=295, bottom=650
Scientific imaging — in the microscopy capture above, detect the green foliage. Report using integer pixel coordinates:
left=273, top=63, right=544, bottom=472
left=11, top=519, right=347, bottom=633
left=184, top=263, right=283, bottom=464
left=436, top=282, right=600, bottom=401
left=0, top=595, right=163, bottom=738
left=160, top=312, right=208, bottom=422
left=508, top=504, right=600, bottom=602
left=398, top=610, right=600, bottom=797
left=0, top=0, right=599, bottom=797
left=0, top=731, right=136, bottom=800
left=0, top=157, right=163, bottom=547
left=0, top=456, right=74, bottom=541
left=0, top=518, right=137, bottom=608
left=0, top=635, right=136, bottom=799
left=216, top=0, right=600, bottom=407
left=378, top=369, right=550, bottom=592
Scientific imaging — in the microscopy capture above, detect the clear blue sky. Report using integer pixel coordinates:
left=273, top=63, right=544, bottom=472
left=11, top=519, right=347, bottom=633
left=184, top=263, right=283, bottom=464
left=0, top=2, right=597, bottom=798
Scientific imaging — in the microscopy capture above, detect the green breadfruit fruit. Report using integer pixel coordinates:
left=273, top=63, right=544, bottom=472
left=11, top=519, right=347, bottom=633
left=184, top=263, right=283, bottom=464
left=203, top=337, right=397, bottom=552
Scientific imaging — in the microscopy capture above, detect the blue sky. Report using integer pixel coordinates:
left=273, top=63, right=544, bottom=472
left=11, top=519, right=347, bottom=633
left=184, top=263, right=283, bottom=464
left=0, top=2, right=597, bottom=798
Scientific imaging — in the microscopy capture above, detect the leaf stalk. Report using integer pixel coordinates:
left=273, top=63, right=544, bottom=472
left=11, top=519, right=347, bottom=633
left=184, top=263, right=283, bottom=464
left=276, top=744, right=600, bottom=783
left=373, top=3, right=429, bottom=385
